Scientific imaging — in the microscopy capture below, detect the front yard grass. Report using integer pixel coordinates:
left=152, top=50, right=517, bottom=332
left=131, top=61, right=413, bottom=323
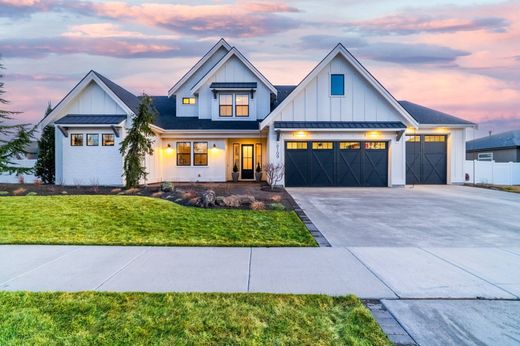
left=0, top=292, right=390, bottom=345
left=0, top=195, right=315, bottom=247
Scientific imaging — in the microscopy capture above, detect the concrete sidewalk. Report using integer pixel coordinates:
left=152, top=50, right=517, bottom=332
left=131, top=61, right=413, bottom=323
left=2, top=245, right=519, bottom=299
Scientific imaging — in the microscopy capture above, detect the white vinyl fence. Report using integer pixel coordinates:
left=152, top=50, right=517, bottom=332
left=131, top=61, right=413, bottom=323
left=0, top=159, right=37, bottom=184
left=464, top=160, right=520, bottom=185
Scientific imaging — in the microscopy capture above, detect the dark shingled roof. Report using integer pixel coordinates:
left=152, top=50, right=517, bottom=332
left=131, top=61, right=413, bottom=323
left=274, top=121, right=406, bottom=129
left=150, top=96, right=260, bottom=130
left=466, top=130, right=520, bottom=151
left=92, top=71, right=140, bottom=113
left=55, top=114, right=127, bottom=125
left=210, top=82, right=257, bottom=89
left=398, top=100, right=474, bottom=125
left=273, top=85, right=296, bottom=109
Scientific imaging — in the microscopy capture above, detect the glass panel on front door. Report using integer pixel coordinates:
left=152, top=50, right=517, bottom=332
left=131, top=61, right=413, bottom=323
left=241, top=145, right=254, bottom=179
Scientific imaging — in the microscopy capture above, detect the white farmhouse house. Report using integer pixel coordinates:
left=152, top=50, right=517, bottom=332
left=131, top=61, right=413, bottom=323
left=40, top=39, right=475, bottom=187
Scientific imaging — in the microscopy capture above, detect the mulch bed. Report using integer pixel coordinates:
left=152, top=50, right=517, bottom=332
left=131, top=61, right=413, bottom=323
left=0, top=182, right=295, bottom=210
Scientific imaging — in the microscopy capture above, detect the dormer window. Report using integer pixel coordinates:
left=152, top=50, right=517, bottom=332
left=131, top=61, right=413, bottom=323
left=219, top=94, right=233, bottom=117
left=235, top=95, right=249, bottom=117
left=182, top=97, right=196, bottom=105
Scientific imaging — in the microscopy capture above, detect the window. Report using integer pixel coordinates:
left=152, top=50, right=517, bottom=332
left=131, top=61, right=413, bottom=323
left=235, top=95, right=249, bottom=117
left=102, top=134, right=115, bottom=146
left=365, top=142, right=386, bottom=150
left=312, top=142, right=333, bottom=150
left=182, top=97, right=196, bottom=105
left=425, top=135, right=446, bottom=142
left=71, top=134, right=83, bottom=146
left=177, top=142, right=191, bottom=166
left=219, top=94, right=233, bottom=117
left=231, top=143, right=240, bottom=171
left=406, top=135, right=420, bottom=142
left=255, top=143, right=262, bottom=169
left=286, top=142, right=308, bottom=150
left=478, top=152, right=493, bottom=161
left=339, top=142, right=360, bottom=150
left=193, top=142, right=208, bottom=166
left=86, top=134, right=99, bottom=146
left=331, top=74, right=345, bottom=96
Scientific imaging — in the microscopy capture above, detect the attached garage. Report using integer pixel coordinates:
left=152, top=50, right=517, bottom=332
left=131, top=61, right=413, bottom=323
left=406, top=135, right=447, bottom=184
left=285, top=140, right=388, bottom=187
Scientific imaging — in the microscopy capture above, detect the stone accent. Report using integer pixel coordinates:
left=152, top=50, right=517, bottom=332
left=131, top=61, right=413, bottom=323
left=365, top=300, right=417, bottom=346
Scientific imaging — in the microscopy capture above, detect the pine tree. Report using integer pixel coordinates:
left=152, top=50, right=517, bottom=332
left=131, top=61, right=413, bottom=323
left=120, top=94, right=156, bottom=189
left=34, top=103, right=55, bottom=183
left=0, top=61, right=33, bottom=174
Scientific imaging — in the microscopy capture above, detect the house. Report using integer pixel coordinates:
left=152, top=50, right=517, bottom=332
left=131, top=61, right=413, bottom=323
left=39, top=38, right=475, bottom=187
left=466, top=130, right=520, bottom=162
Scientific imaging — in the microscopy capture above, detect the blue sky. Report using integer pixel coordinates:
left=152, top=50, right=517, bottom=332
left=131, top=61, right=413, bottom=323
left=1, top=0, right=519, bottom=138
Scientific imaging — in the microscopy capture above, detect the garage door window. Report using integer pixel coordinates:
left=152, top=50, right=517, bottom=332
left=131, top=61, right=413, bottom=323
left=365, top=142, right=386, bottom=150
left=287, top=142, right=307, bottom=150
left=425, top=135, right=446, bottom=142
left=312, top=142, right=333, bottom=150
left=406, top=135, right=420, bottom=142
left=339, top=142, right=360, bottom=150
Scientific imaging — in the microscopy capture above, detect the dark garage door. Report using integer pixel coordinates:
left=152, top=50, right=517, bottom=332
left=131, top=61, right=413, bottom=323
left=285, top=141, right=388, bottom=187
left=406, top=135, right=447, bottom=184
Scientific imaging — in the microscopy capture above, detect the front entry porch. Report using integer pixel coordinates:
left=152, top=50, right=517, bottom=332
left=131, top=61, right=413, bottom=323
left=226, top=138, right=267, bottom=182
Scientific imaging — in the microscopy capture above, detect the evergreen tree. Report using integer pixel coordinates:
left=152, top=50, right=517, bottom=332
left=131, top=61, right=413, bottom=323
left=120, top=94, right=156, bottom=189
left=0, top=61, right=33, bottom=174
left=34, top=103, right=55, bottom=183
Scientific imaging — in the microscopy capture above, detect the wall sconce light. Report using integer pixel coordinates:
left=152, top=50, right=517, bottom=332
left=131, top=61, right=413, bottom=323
left=165, top=143, right=173, bottom=154
left=213, top=143, right=217, bottom=148
left=365, top=131, right=381, bottom=139
left=294, top=131, right=307, bottom=138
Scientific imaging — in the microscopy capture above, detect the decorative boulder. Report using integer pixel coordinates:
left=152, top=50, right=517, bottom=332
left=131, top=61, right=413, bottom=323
left=215, top=196, right=225, bottom=206
left=237, top=194, right=255, bottom=206
left=187, top=197, right=202, bottom=207
left=202, top=190, right=216, bottom=208
left=161, top=181, right=174, bottom=192
left=223, top=195, right=241, bottom=208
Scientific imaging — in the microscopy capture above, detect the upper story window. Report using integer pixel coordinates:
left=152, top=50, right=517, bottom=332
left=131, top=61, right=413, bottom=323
left=182, top=97, right=196, bottom=105
left=235, top=95, right=249, bottom=117
left=102, top=134, right=115, bottom=146
left=219, top=94, right=233, bottom=117
left=331, top=74, right=345, bottom=96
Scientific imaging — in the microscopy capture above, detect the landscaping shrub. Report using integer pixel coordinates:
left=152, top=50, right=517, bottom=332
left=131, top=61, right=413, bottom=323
left=269, top=202, right=285, bottom=211
left=250, top=201, right=265, bottom=210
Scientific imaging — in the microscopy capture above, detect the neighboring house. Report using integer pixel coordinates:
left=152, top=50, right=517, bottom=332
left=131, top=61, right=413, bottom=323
left=39, top=38, right=475, bottom=187
left=466, top=130, right=520, bottom=162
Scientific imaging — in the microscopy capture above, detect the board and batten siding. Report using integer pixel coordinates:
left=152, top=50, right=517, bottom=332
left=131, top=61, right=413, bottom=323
left=174, top=46, right=229, bottom=117
left=60, top=81, right=126, bottom=116
left=197, top=55, right=271, bottom=121
left=56, top=128, right=124, bottom=186
left=277, top=54, right=403, bottom=123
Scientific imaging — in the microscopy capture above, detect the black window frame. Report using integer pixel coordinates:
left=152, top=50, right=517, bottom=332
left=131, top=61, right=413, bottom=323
left=219, top=94, right=233, bottom=117
left=70, top=134, right=83, bottom=146
left=193, top=141, right=208, bottom=166
left=330, top=74, right=345, bottom=96
left=235, top=94, right=249, bottom=117
left=102, top=134, right=115, bottom=146
left=176, top=142, right=192, bottom=166
left=86, top=133, right=99, bottom=146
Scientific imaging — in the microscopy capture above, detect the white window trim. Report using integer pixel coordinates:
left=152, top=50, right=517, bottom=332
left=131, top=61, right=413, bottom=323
left=329, top=73, right=345, bottom=98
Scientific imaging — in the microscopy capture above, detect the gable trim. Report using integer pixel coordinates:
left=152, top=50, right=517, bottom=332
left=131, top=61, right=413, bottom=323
left=167, top=38, right=232, bottom=97
left=260, top=44, right=420, bottom=130
left=190, top=47, right=278, bottom=95
left=39, top=71, right=134, bottom=129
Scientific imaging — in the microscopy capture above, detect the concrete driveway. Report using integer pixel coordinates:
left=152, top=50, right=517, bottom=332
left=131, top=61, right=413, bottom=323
left=287, top=185, right=520, bottom=247
left=288, top=185, right=520, bottom=345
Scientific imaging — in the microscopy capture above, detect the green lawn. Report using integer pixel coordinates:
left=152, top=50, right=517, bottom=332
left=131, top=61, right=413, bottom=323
left=0, top=196, right=315, bottom=247
left=0, top=292, right=390, bottom=345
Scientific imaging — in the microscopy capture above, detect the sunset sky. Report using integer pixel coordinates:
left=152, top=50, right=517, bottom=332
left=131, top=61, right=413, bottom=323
left=1, top=0, right=519, bottom=138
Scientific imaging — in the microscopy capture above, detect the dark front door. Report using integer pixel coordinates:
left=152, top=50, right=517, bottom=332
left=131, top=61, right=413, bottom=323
left=241, top=144, right=254, bottom=179
left=406, top=135, right=447, bottom=184
left=285, top=141, right=388, bottom=187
